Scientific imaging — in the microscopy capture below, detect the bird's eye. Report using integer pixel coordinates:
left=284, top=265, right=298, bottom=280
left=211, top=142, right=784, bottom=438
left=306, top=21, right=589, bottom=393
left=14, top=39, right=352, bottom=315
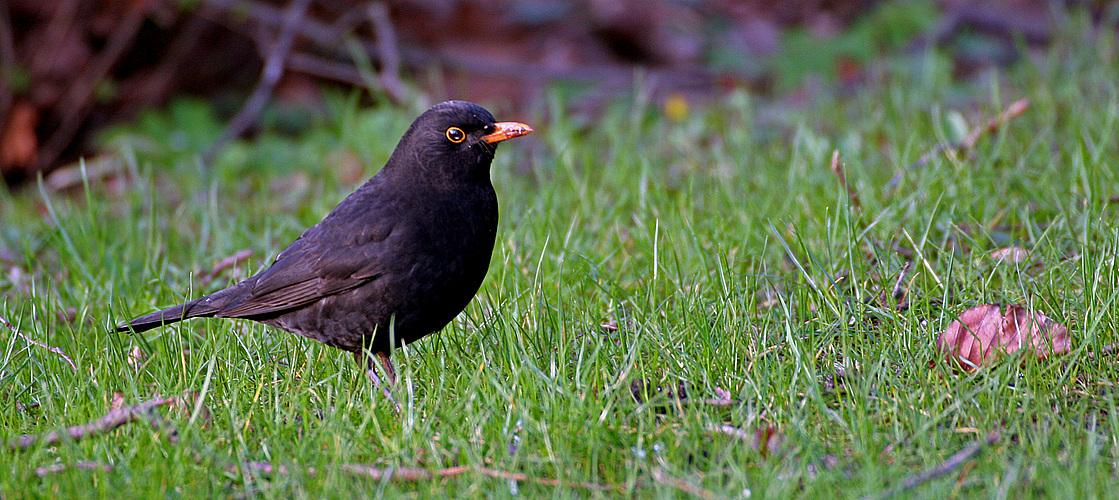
left=446, top=127, right=465, bottom=143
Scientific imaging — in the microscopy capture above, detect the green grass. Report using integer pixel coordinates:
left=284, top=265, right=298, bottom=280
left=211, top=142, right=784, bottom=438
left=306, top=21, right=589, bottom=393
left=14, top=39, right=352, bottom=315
left=3, top=17, right=1119, bottom=499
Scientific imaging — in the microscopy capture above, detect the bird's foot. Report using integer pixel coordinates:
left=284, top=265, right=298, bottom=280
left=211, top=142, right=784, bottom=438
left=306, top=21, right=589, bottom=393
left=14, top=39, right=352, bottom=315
left=365, top=367, right=401, bottom=412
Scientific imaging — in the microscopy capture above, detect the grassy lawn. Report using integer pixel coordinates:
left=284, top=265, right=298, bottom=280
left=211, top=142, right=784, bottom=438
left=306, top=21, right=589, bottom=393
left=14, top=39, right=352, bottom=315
left=3, top=17, right=1119, bottom=499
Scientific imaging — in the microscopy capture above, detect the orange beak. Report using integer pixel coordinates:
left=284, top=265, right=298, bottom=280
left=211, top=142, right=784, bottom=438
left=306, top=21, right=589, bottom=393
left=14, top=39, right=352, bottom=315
left=481, top=122, right=533, bottom=144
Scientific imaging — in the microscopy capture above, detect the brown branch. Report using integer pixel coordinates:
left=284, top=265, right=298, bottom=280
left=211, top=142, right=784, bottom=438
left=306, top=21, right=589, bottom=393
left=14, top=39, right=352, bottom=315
left=9, top=393, right=197, bottom=450
left=199, top=0, right=707, bottom=90
left=1087, top=342, right=1119, bottom=359
left=890, top=261, right=912, bottom=301
left=632, top=381, right=739, bottom=410
left=210, top=0, right=405, bottom=103
left=202, top=0, right=313, bottom=168
left=199, top=249, right=254, bottom=286
left=17, top=401, right=42, bottom=412
left=36, top=461, right=114, bottom=476
left=338, top=463, right=470, bottom=481
left=959, top=99, right=1031, bottom=151
left=237, top=461, right=623, bottom=491
left=287, top=52, right=368, bottom=87
left=707, top=424, right=784, bottom=457
left=365, top=2, right=405, bottom=103
left=40, top=0, right=79, bottom=52
left=0, top=313, right=77, bottom=371
left=200, top=0, right=340, bottom=48
left=121, top=8, right=212, bottom=116
left=37, top=1, right=149, bottom=171
left=669, top=397, right=739, bottom=408
left=651, top=466, right=722, bottom=500
left=708, top=424, right=754, bottom=442
left=0, top=0, right=15, bottom=122
left=471, top=466, right=621, bottom=491
left=860, top=431, right=1000, bottom=500
left=829, top=149, right=862, bottom=212
left=693, top=399, right=738, bottom=407
left=890, top=99, right=1031, bottom=188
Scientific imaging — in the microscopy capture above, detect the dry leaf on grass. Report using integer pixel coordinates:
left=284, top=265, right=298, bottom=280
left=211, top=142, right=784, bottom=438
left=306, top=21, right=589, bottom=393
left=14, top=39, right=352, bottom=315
left=127, top=346, right=147, bottom=368
left=1, top=101, right=39, bottom=175
left=936, top=304, right=1070, bottom=370
left=707, top=424, right=785, bottom=458
left=989, top=246, right=1030, bottom=264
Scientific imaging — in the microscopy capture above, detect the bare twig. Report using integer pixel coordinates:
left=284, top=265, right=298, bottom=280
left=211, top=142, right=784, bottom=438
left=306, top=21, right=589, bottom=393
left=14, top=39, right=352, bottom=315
left=202, top=0, right=313, bottom=168
left=287, top=52, right=368, bottom=87
left=17, top=401, right=42, bottom=412
left=631, top=380, right=739, bottom=410
left=236, top=461, right=311, bottom=476
left=891, top=242, right=914, bottom=259
left=471, top=466, right=620, bottom=491
left=236, top=461, right=462, bottom=479
left=830, top=149, right=862, bottom=212
left=122, top=8, right=212, bottom=115
left=248, top=3, right=404, bottom=102
left=237, top=461, right=623, bottom=491
left=365, top=2, right=405, bottom=103
left=959, top=100, right=1031, bottom=151
left=890, top=99, right=1031, bottom=188
left=1087, top=343, right=1119, bottom=359
left=37, top=1, right=148, bottom=171
left=200, top=0, right=709, bottom=93
left=140, top=403, right=181, bottom=444
left=647, top=447, right=724, bottom=499
left=200, top=0, right=339, bottom=47
left=340, top=463, right=469, bottom=481
left=40, top=0, right=79, bottom=54
left=663, top=397, right=739, bottom=410
left=699, top=386, right=739, bottom=406
left=0, top=313, right=77, bottom=371
left=708, top=424, right=754, bottom=442
left=707, top=424, right=784, bottom=457
left=890, top=261, right=912, bottom=301
left=860, top=431, right=1000, bottom=500
left=9, top=393, right=197, bottom=450
left=199, top=249, right=254, bottom=286
left=36, top=460, right=114, bottom=476
left=282, top=461, right=615, bottom=490
left=651, top=466, right=721, bottom=500
left=0, top=1, right=15, bottom=121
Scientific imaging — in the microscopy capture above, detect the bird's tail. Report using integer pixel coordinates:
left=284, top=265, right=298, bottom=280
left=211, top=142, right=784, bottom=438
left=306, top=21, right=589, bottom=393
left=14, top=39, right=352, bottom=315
left=115, top=297, right=215, bottom=333
left=116, top=278, right=258, bottom=334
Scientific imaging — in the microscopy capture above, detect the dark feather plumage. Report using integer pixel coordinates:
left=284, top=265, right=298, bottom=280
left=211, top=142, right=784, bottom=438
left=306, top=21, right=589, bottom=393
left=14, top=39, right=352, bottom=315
left=117, top=101, right=532, bottom=384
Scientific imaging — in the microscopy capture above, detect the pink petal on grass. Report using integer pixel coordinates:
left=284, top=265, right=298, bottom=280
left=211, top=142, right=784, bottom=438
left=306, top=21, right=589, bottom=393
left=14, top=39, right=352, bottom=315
left=990, top=247, right=1030, bottom=264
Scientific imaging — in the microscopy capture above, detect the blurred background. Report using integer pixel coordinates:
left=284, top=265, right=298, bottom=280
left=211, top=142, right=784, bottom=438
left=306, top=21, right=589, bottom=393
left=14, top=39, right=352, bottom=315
left=1, top=0, right=1115, bottom=186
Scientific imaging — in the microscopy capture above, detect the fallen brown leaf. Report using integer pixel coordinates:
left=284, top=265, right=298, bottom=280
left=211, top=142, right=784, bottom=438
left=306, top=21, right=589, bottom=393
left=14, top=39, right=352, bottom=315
left=989, top=246, right=1030, bottom=264
left=44, top=155, right=123, bottom=192
left=127, top=346, right=148, bottom=368
left=936, top=304, right=1070, bottom=370
left=1, top=101, right=39, bottom=175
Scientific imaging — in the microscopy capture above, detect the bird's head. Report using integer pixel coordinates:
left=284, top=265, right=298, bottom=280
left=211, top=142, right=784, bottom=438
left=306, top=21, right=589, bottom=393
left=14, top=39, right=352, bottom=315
left=391, top=100, right=532, bottom=184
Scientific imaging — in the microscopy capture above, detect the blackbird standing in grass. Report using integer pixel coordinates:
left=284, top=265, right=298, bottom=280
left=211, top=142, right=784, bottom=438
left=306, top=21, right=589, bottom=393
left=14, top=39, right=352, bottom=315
left=117, top=100, right=532, bottom=392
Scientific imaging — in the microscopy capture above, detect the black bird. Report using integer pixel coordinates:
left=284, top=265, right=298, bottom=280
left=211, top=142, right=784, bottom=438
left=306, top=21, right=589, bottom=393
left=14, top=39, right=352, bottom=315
left=118, top=100, right=532, bottom=391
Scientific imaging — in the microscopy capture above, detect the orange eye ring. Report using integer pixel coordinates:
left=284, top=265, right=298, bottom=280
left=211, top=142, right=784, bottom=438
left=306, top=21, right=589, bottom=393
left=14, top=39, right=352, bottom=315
left=446, top=127, right=465, bottom=143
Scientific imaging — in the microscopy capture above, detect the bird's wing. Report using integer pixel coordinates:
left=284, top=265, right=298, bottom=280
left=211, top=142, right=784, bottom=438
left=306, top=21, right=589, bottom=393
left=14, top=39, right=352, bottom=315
left=215, top=192, right=397, bottom=318
left=214, top=236, right=387, bottom=318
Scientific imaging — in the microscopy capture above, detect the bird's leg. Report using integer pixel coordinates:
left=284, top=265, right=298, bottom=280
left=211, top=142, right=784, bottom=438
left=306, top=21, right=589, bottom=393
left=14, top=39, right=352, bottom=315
left=376, top=351, right=396, bottom=384
left=355, top=349, right=399, bottom=409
